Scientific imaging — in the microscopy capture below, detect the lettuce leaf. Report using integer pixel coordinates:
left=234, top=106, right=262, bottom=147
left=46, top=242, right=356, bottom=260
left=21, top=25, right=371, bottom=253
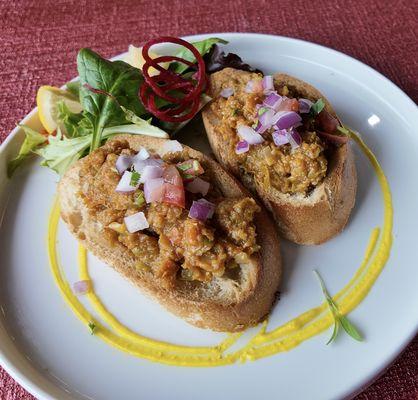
left=35, top=112, right=169, bottom=176
left=57, top=101, right=93, bottom=138
left=7, top=125, right=47, bottom=177
left=65, top=81, right=81, bottom=98
left=35, top=129, right=92, bottom=175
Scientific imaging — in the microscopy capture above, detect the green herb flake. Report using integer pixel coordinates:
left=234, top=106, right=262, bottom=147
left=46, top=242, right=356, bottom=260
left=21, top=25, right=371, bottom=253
left=310, top=98, right=325, bottom=115
left=313, top=270, right=363, bottom=344
left=177, top=162, right=192, bottom=172
left=258, top=107, right=269, bottom=116
left=88, top=321, right=96, bottom=335
left=135, top=191, right=145, bottom=207
left=130, top=171, right=140, bottom=186
left=232, top=109, right=240, bottom=117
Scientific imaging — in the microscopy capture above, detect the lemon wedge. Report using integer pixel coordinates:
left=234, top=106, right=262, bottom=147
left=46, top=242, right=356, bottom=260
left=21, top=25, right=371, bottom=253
left=123, top=45, right=169, bottom=76
left=37, top=86, right=82, bottom=134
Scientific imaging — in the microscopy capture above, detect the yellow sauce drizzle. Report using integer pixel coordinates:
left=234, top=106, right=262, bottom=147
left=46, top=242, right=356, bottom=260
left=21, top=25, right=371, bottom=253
left=47, top=131, right=393, bottom=366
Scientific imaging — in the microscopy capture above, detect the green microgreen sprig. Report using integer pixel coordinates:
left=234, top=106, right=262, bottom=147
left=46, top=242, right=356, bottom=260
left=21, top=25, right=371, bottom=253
left=313, top=270, right=363, bottom=344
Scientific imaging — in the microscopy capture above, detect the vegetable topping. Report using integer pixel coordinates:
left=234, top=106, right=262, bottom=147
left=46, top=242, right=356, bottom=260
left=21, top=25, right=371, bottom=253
left=84, top=140, right=260, bottom=286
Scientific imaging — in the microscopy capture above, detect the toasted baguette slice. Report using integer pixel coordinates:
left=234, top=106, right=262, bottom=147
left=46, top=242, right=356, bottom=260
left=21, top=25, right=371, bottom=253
left=58, top=134, right=281, bottom=332
left=202, top=68, right=357, bottom=245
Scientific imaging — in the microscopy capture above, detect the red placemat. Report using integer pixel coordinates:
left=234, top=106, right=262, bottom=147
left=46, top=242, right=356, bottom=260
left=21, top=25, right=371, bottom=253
left=0, top=0, right=417, bottom=399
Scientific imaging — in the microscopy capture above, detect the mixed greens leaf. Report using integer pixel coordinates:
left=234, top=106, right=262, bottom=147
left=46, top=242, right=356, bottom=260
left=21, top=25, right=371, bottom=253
left=172, top=38, right=228, bottom=74
left=313, top=270, right=363, bottom=344
left=8, top=37, right=256, bottom=176
left=7, top=125, right=47, bottom=177
left=65, top=81, right=81, bottom=98
left=35, top=128, right=93, bottom=175
left=57, top=101, right=91, bottom=138
left=204, top=44, right=262, bottom=74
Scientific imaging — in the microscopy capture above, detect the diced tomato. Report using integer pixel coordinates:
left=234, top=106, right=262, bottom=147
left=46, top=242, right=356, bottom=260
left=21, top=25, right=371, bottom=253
left=163, top=165, right=183, bottom=187
left=162, top=183, right=185, bottom=208
left=278, top=98, right=299, bottom=112
left=317, top=111, right=339, bottom=133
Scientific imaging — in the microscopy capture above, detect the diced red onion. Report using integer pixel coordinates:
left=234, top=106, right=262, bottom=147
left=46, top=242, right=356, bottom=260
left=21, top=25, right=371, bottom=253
left=275, top=111, right=302, bottom=130
left=124, top=211, right=149, bottom=233
left=262, top=75, right=274, bottom=92
left=140, top=165, right=163, bottom=183
left=116, top=171, right=139, bottom=192
left=287, top=129, right=302, bottom=149
left=298, top=98, right=313, bottom=114
left=263, top=92, right=282, bottom=110
left=237, top=125, right=264, bottom=144
left=134, top=147, right=150, bottom=161
left=133, top=157, right=163, bottom=174
left=220, top=87, right=234, bottom=98
left=196, top=199, right=215, bottom=218
left=115, top=154, right=133, bottom=175
left=235, top=140, right=249, bottom=154
left=255, top=120, right=268, bottom=134
left=259, top=108, right=276, bottom=127
left=272, top=130, right=290, bottom=146
left=189, top=199, right=215, bottom=221
left=158, top=140, right=183, bottom=156
left=245, top=79, right=263, bottom=94
left=73, top=280, right=91, bottom=295
left=153, top=157, right=164, bottom=165
left=144, top=177, right=165, bottom=203
left=245, top=80, right=254, bottom=93
left=186, top=177, right=210, bottom=196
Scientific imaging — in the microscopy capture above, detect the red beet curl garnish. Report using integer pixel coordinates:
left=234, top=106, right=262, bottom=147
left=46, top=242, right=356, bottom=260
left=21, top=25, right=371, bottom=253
left=139, top=36, right=207, bottom=123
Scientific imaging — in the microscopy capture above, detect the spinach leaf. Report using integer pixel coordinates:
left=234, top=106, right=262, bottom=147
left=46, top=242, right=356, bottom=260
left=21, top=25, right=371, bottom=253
left=7, top=125, right=47, bottom=177
left=77, top=48, right=147, bottom=151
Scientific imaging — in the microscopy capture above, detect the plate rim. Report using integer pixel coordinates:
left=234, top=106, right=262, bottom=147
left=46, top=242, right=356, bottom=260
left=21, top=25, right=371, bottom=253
left=1, top=32, right=417, bottom=400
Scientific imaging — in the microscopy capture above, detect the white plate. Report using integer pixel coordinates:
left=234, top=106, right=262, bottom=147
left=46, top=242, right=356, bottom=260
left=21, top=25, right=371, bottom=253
left=1, top=33, right=417, bottom=400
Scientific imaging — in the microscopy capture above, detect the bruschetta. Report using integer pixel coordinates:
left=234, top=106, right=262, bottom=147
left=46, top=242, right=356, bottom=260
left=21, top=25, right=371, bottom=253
left=58, top=134, right=281, bottom=332
left=202, top=68, right=356, bottom=245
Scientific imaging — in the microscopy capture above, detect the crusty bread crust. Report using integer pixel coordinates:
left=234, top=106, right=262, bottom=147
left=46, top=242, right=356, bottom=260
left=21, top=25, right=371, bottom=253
left=202, top=68, right=357, bottom=245
left=58, top=134, right=281, bottom=332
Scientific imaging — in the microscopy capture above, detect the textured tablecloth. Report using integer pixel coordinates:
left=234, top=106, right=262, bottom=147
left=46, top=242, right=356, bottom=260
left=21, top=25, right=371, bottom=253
left=0, top=0, right=417, bottom=399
